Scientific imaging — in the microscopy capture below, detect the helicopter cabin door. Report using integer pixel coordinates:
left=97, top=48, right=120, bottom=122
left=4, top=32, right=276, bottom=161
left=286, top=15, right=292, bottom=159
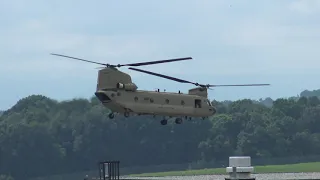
left=194, top=99, right=202, bottom=108
left=194, top=99, right=205, bottom=115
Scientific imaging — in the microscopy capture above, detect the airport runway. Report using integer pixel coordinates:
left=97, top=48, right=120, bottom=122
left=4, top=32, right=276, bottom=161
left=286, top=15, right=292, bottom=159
left=124, top=172, right=320, bottom=180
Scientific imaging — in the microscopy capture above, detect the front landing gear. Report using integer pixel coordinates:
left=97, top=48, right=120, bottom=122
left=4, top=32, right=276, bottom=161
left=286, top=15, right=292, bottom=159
left=160, top=119, right=167, bottom=125
left=159, top=117, right=183, bottom=125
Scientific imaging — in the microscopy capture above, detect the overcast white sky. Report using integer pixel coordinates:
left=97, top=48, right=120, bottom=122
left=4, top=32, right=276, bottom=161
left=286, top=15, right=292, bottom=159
left=1, top=0, right=320, bottom=110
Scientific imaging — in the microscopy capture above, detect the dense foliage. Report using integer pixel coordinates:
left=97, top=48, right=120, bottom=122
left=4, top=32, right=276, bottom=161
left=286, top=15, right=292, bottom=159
left=1, top=89, right=320, bottom=180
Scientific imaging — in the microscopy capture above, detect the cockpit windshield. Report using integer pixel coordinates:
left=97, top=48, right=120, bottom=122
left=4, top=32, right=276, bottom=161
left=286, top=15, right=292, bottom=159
left=206, top=99, right=212, bottom=106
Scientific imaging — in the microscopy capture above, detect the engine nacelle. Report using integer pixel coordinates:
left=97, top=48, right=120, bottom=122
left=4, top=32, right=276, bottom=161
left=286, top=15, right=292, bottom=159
left=116, top=83, right=138, bottom=91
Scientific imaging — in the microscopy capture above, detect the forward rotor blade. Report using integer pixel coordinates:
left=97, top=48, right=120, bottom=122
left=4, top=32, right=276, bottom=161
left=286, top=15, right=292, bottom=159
left=121, top=57, right=192, bottom=67
left=208, top=84, right=270, bottom=87
left=51, top=53, right=109, bottom=66
left=128, top=67, right=197, bottom=85
left=51, top=53, right=191, bottom=67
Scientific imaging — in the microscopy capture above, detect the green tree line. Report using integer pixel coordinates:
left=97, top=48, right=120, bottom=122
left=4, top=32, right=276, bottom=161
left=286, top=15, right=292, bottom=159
left=0, top=89, right=320, bottom=180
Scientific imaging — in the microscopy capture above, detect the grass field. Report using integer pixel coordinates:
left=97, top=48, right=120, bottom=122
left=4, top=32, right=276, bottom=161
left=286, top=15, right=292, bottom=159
left=129, top=162, right=320, bottom=177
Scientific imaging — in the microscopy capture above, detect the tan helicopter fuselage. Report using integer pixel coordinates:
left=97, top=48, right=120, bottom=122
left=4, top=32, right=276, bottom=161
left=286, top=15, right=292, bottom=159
left=95, top=89, right=216, bottom=117
left=94, top=67, right=216, bottom=118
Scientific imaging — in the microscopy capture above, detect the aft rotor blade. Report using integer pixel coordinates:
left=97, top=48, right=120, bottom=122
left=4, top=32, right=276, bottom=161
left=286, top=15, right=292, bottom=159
left=129, top=67, right=270, bottom=88
left=51, top=53, right=109, bottom=66
left=121, top=57, right=192, bottom=67
left=208, top=84, right=270, bottom=87
left=128, top=67, right=197, bottom=85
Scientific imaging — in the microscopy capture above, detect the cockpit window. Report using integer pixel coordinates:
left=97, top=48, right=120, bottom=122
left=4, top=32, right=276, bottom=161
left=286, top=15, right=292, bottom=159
left=206, top=100, right=212, bottom=106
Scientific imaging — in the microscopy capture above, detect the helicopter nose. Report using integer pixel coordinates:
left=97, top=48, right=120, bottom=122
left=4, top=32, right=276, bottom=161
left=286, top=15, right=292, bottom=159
left=209, top=107, right=217, bottom=115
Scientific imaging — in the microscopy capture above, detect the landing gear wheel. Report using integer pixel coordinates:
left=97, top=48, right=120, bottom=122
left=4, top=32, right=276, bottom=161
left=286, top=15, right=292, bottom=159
left=108, top=112, right=115, bottom=119
left=160, top=119, right=167, bottom=125
left=175, top=118, right=183, bottom=124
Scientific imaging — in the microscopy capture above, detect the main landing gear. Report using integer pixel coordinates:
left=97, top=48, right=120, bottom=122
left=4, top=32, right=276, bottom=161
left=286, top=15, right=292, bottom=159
left=108, top=112, right=115, bottom=119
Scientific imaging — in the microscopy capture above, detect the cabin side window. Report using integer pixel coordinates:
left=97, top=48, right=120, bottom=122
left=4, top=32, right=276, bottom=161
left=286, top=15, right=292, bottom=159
left=195, top=99, right=202, bottom=108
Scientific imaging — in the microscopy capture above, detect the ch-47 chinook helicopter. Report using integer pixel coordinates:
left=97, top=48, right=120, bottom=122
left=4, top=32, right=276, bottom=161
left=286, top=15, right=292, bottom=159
left=51, top=53, right=270, bottom=125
